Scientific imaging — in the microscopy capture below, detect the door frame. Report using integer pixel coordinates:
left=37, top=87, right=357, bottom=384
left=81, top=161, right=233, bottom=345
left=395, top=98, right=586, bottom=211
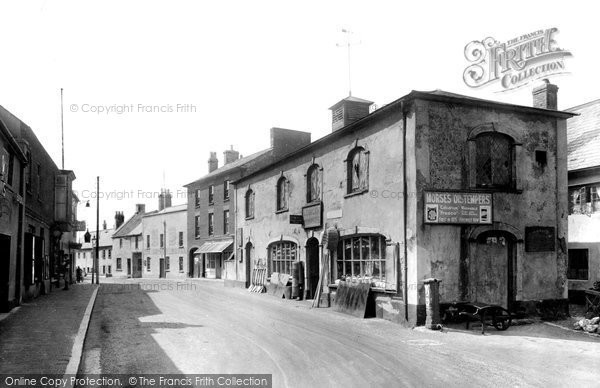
left=305, top=237, right=320, bottom=299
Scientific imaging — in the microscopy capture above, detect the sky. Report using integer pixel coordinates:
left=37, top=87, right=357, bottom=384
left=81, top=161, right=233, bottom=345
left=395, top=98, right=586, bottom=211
left=0, top=0, right=598, bottom=230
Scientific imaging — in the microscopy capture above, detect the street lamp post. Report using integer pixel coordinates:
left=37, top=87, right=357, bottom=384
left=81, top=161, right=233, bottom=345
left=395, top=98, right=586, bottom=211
left=95, top=176, right=99, bottom=285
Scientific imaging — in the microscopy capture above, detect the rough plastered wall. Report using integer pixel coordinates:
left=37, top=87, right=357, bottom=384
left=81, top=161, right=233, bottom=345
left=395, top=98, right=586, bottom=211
left=413, top=98, right=567, bottom=306
left=235, top=106, right=405, bottom=292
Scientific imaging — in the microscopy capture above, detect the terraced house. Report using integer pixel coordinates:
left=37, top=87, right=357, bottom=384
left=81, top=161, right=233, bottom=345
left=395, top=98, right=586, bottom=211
left=233, top=83, right=573, bottom=326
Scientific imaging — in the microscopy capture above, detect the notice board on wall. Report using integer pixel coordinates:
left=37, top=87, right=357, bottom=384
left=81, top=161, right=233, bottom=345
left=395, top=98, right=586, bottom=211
left=525, top=227, right=556, bottom=252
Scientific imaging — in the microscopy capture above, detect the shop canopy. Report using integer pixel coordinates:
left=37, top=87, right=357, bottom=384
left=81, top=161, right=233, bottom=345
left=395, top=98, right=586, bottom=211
left=195, top=241, right=233, bottom=254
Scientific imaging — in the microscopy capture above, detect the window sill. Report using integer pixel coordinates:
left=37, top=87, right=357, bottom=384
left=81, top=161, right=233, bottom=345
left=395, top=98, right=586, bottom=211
left=275, top=208, right=289, bottom=214
left=208, top=202, right=214, bottom=207
left=245, top=216, right=255, bottom=220
left=328, top=283, right=398, bottom=294
left=344, top=189, right=368, bottom=199
left=567, top=278, right=589, bottom=281
left=471, top=186, right=523, bottom=194
left=224, top=198, right=230, bottom=203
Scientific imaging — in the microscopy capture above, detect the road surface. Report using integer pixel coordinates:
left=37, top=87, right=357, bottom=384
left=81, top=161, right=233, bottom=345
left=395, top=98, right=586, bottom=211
left=79, top=279, right=600, bottom=387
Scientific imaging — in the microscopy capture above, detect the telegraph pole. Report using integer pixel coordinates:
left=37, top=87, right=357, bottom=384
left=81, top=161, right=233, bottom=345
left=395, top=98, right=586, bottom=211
left=95, top=176, right=100, bottom=284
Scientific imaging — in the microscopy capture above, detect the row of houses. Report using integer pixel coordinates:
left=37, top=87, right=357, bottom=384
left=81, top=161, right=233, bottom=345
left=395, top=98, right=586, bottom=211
left=0, top=106, right=79, bottom=312
left=74, top=82, right=600, bottom=325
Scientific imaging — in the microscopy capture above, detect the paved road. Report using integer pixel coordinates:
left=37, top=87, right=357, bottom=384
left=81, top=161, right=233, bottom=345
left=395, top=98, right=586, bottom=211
left=79, top=279, right=600, bottom=387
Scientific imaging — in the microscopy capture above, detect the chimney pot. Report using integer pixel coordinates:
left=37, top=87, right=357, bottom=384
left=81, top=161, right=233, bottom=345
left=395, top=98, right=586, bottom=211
left=135, top=204, right=146, bottom=214
left=223, top=147, right=240, bottom=165
left=533, top=80, right=558, bottom=110
left=208, top=151, right=219, bottom=173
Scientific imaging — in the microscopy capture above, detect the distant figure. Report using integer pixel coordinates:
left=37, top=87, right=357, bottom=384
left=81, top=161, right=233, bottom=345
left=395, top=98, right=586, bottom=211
left=76, top=266, right=83, bottom=283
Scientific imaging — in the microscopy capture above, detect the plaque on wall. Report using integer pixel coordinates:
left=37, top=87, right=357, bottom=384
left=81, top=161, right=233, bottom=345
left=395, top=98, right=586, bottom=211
left=302, top=202, right=322, bottom=229
left=289, top=215, right=304, bottom=225
left=525, top=226, right=555, bottom=252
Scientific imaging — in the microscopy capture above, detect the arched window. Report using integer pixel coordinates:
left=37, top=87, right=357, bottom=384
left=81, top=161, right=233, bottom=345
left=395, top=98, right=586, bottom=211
left=347, top=147, right=369, bottom=194
left=276, top=176, right=288, bottom=211
left=245, top=189, right=255, bottom=219
left=269, top=241, right=297, bottom=275
left=474, top=132, right=513, bottom=188
left=306, top=164, right=321, bottom=203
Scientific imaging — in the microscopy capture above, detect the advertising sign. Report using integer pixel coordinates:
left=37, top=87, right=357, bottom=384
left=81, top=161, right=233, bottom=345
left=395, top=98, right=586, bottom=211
left=424, top=191, right=492, bottom=225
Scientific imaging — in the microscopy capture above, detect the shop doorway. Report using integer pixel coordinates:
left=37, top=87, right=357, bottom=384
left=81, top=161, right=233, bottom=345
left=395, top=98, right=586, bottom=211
left=206, top=253, right=221, bottom=279
left=471, top=231, right=516, bottom=309
left=245, top=242, right=253, bottom=288
left=0, top=234, right=11, bottom=312
left=132, top=252, right=142, bottom=278
left=306, top=237, right=320, bottom=299
left=127, top=259, right=132, bottom=277
left=159, top=258, right=166, bottom=278
left=189, top=248, right=197, bottom=277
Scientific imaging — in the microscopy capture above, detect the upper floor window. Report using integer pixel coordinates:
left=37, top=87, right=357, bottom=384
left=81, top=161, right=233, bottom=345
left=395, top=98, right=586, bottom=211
left=347, top=147, right=369, bottom=194
left=223, top=210, right=230, bottom=234
left=306, top=164, right=322, bottom=203
left=146, top=235, right=150, bottom=249
left=276, top=177, right=288, bottom=211
left=119, top=239, right=123, bottom=248
left=195, top=189, right=201, bottom=207
left=0, top=146, right=14, bottom=186
left=208, top=213, right=214, bottom=236
left=474, top=133, right=513, bottom=189
left=245, top=189, right=255, bottom=219
left=134, top=236, right=139, bottom=249
left=179, top=232, right=184, bottom=247
left=224, top=180, right=230, bottom=201
left=208, top=185, right=214, bottom=205
left=569, top=184, right=600, bottom=214
left=160, top=233, right=164, bottom=248
left=195, top=215, right=201, bottom=238
left=568, top=249, right=589, bottom=280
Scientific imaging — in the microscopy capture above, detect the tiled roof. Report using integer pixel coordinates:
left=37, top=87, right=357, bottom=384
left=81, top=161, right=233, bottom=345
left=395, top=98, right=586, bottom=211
left=567, top=99, right=600, bottom=171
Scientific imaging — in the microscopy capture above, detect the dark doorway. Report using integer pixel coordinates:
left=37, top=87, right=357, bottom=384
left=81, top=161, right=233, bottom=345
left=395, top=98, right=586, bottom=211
left=0, top=234, right=11, bottom=312
left=245, top=242, right=252, bottom=288
left=159, top=258, right=166, bottom=278
left=189, top=248, right=197, bottom=278
left=127, top=258, right=132, bottom=277
left=132, top=252, right=142, bottom=278
left=472, top=231, right=516, bottom=309
left=306, top=237, right=320, bottom=299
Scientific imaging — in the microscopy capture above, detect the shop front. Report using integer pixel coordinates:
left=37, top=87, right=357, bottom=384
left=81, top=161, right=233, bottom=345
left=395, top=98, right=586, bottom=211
left=195, top=240, right=233, bottom=279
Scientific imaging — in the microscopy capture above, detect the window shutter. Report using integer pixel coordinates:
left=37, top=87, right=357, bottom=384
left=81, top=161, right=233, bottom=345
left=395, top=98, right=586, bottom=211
left=360, top=151, right=369, bottom=190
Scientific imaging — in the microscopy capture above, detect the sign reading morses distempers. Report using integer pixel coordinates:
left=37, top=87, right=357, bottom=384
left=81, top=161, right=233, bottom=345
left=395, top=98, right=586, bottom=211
left=463, top=27, right=572, bottom=91
left=424, top=191, right=492, bottom=225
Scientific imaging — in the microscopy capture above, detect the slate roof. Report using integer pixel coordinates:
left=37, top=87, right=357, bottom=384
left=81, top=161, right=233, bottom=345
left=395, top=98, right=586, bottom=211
left=184, top=148, right=273, bottom=187
left=112, top=210, right=156, bottom=238
left=566, top=99, right=600, bottom=171
left=143, top=204, right=187, bottom=218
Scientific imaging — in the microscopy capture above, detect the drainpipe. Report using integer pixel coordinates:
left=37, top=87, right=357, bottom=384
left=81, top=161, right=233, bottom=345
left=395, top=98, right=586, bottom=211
left=401, top=101, right=409, bottom=322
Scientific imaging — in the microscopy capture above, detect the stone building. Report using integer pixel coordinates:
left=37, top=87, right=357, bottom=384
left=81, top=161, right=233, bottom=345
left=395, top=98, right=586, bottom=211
left=566, top=98, right=600, bottom=301
left=0, top=106, right=78, bottom=306
left=234, top=83, right=573, bottom=325
left=112, top=204, right=153, bottom=278
left=0, top=113, right=27, bottom=312
left=141, top=192, right=188, bottom=279
left=184, top=129, right=311, bottom=285
left=74, top=225, right=114, bottom=277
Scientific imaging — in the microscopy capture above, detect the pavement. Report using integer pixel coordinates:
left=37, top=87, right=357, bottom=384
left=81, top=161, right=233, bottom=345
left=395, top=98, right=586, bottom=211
left=0, top=281, right=97, bottom=374
left=77, top=278, right=600, bottom=388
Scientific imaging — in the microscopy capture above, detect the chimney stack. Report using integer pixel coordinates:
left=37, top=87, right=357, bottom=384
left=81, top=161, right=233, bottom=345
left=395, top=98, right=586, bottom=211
left=115, top=211, right=125, bottom=229
left=533, top=79, right=558, bottom=110
left=208, top=152, right=219, bottom=173
left=270, top=127, right=312, bottom=158
left=158, top=188, right=172, bottom=211
left=329, top=96, right=373, bottom=132
left=135, top=204, right=146, bottom=214
left=223, top=145, right=240, bottom=165
left=102, top=220, right=107, bottom=230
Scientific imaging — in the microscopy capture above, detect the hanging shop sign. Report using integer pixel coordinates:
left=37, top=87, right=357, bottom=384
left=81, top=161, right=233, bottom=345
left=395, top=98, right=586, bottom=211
left=424, top=191, right=492, bottom=225
left=302, top=202, right=323, bottom=229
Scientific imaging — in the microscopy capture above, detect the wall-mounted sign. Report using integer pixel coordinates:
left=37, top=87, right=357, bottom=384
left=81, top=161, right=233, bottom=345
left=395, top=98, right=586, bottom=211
left=424, top=191, right=492, bottom=225
left=289, top=215, right=304, bottom=225
left=525, top=226, right=555, bottom=252
left=74, top=220, right=87, bottom=232
left=236, top=228, right=243, bottom=247
left=302, top=202, right=322, bottom=229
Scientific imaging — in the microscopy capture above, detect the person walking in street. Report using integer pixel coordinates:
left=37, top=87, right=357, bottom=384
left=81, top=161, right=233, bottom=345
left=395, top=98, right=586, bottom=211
left=76, top=266, right=83, bottom=283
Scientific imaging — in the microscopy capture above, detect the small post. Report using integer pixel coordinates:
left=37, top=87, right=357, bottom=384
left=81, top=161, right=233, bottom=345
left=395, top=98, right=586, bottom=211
left=423, top=278, right=442, bottom=330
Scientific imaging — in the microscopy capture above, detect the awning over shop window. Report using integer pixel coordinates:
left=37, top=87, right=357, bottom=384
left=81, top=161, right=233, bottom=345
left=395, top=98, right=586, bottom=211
left=195, top=241, right=233, bottom=254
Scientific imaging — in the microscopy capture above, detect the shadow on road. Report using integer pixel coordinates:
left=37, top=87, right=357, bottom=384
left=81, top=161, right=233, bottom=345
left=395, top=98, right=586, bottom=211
left=79, top=283, right=201, bottom=375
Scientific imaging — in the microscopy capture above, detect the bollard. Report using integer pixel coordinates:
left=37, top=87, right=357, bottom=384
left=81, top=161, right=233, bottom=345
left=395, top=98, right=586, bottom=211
left=423, top=278, right=441, bottom=330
